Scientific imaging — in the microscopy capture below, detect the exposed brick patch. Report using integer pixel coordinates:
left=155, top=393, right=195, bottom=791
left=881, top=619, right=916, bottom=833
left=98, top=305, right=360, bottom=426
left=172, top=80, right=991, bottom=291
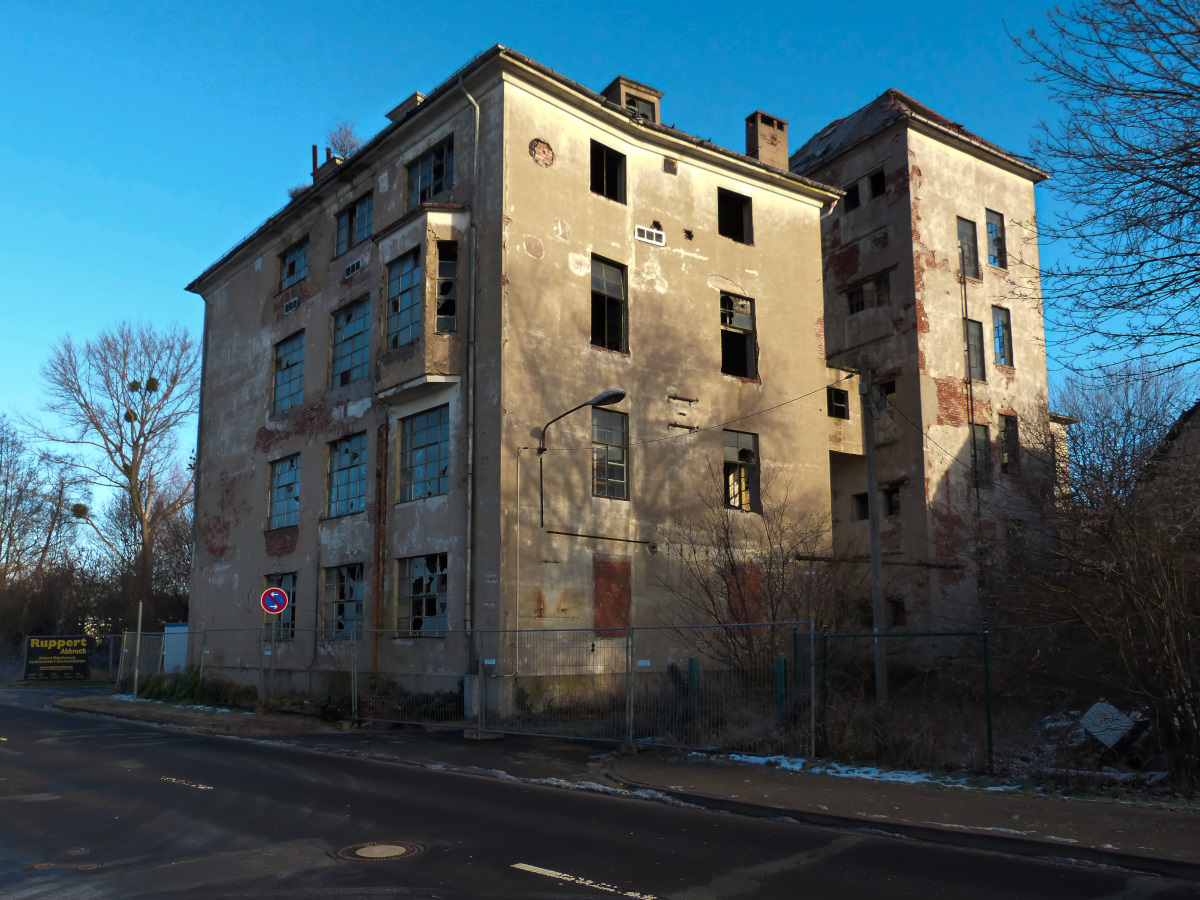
left=201, top=516, right=232, bottom=558
left=914, top=295, right=930, bottom=335
left=828, top=243, right=861, bottom=284
left=500, top=274, right=509, bottom=286
left=918, top=349, right=926, bottom=372
left=265, top=525, right=298, bottom=557
left=593, top=557, right=631, bottom=637
left=814, top=317, right=825, bottom=360
left=727, top=563, right=764, bottom=623
left=254, top=398, right=331, bottom=453
left=909, top=162, right=923, bottom=243
left=870, top=230, right=889, bottom=249
left=935, top=378, right=993, bottom=426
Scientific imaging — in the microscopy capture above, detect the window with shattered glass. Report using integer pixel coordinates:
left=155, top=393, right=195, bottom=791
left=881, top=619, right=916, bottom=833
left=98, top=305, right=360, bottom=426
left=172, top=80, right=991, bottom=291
left=396, top=553, right=448, bottom=636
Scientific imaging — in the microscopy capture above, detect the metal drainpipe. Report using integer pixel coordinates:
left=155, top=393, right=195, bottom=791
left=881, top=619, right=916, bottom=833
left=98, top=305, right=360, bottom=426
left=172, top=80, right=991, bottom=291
left=457, top=74, right=480, bottom=636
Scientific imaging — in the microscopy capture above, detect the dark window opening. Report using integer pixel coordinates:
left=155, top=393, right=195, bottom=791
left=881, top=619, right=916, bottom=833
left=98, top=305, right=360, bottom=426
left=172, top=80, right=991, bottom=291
left=966, top=319, right=986, bottom=381
left=436, top=241, right=458, bottom=333
left=888, top=597, right=907, bottom=627
left=717, top=188, right=753, bottom=244
left=847, top=286, right=865, bottom=315
left=851, top=492, right=869, bottom=521
left=720, top=293, right=756, bottom=378
left=958, top=217, right=980, bottom=279
left=972, top=423, right=992, bottom=486
left=986, top=209, right=1007, bottom=268
left=590, top=141, right=626, bottom=203
left=883, top=486, right=901, bottom=517
left=827, top=387, right=850, bottom=419
left=869, top=171, right=886, bottom=199
left=1001, top=414, right=1020, bottom=473
left=591, top=257, right=626, bottom=352
left=874, top=273, right=891, bottom=305
left=625, top=94, right=656, bottom=121
left=844, top=183, right=860, bottom=210
left=406, top=138, right=454, bottom=210
left=877, top=380, right=896, bottom=410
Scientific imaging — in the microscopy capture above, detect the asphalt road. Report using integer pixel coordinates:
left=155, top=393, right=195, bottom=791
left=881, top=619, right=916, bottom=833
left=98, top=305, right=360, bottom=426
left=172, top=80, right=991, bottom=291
left=1, top=699, right=1198, bottom=899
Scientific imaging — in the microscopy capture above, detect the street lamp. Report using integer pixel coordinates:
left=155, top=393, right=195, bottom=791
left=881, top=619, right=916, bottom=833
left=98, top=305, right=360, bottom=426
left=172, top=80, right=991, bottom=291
left=513, top=387, right=627, bottom=675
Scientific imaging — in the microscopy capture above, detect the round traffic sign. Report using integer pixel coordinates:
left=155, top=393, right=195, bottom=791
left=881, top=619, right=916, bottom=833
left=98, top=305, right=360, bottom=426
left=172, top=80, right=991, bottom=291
left=261, top=587, right=289, bottom=614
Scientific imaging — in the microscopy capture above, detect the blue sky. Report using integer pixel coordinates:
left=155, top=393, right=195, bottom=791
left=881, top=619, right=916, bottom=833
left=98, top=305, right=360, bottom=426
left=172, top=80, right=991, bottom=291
left=0, top=0, right=1066, bottom=429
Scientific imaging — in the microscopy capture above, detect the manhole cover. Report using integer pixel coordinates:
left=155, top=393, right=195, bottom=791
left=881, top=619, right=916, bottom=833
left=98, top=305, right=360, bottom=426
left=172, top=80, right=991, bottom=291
left=30, top=863, right=55, bottom=870
left=76, top=863, right=102, bottom=871
left=337, top=841, right=422, bottom=862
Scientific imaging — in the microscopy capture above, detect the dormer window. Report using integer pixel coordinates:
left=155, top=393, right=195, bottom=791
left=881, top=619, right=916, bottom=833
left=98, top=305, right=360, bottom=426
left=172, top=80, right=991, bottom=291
left=625, top=94, right=656, bottom=122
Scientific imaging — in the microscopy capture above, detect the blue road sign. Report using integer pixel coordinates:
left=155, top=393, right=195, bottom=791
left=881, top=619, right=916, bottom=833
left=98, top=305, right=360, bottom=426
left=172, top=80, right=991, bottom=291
left=261, top=587, right=289, bottom=614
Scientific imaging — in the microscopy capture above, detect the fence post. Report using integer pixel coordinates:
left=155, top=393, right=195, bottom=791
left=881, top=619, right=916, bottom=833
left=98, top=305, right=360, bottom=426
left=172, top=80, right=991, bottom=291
left=820, top=626, right=830, bottom=756
left=108, top=637, right=116, bottom=683
left=983, top=621, right=993, bottom=777
left=351, top=626, right=359, bottom=720
left=624, top=626, right=634, bottom=746
left=199, top=633, right=206, bottom=683
left=808, top=625, right=816, bottom=759
left=477, top=629, right=485, bottom=732
left=775, top=657, right=786, bottom=723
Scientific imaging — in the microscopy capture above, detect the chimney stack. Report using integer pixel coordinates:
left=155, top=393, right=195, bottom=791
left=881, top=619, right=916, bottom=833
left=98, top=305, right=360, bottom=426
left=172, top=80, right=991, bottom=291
left=312, top=144, right=319, bottom=175
left=326, top=147, right=333, bottom=162
left=746, top=111, right=789, bottom=170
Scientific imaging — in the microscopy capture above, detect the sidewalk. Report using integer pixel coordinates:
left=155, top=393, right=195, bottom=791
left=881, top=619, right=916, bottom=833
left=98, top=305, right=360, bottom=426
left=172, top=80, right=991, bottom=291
left=44, top=693, right=1200, bottom=881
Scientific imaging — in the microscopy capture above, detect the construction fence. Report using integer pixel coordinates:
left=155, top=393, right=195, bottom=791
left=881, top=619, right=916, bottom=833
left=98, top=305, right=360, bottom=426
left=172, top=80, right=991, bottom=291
left=179, top=623, right=994, bottom=769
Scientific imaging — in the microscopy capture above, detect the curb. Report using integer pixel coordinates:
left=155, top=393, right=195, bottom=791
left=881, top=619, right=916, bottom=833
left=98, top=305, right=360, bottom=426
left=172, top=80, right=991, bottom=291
left=42, top=699, right=1200, bottom=882
left=602, top=765, right=1200, bottom=883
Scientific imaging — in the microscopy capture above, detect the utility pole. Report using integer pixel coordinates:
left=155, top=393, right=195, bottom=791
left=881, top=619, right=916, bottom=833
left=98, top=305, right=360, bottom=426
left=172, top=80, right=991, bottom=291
left=859, top=353, right=887, bottom=703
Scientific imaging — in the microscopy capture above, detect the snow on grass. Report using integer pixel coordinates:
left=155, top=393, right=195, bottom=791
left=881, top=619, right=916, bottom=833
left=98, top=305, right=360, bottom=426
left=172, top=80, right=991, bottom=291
left=110, top=694, right=233, bottom=713
left=719, top=752, right=1022, bottom=790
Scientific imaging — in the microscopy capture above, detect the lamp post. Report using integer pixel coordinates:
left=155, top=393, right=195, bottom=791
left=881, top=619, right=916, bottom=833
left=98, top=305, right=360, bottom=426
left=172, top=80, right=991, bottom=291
left=514, top=387, right=627, bottom=673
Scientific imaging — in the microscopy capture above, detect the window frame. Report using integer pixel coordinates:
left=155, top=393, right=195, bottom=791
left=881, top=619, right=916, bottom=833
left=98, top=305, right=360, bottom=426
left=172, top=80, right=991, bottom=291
left=986, top=209, right=1007, bottom=269
left=827, top=386, right=850, bottom=420
left=323, top=563, right=364, bottom=640
left=278, top=238, right=309, bottom=292
left=592, top=408, right=629, bottom=501
left=386, top=247, right=422, bottom=349
left=263, top=572, right=296, bottom=641
left=267, top=454, right=301, bottom=530
left=723, top=430, right=760, bottom=513
left=957, top=217, right=980, bottom=280
left=847, top=286, right=865, bottom=316
left=972, top=423, right=992, bottom=486
left=327, top=432, right=367, bottom=518
left=874, top=273, right=891, bottom=306
left=1000, top=414, right=1020, bottom=473
left=589, top=140, right=626, bottom=203
left=272, top=330, right=305, bottom=414
left=406, top=137, right=455, bottom=210
left=869, top=171, right=886, bottom=199
left=336, top=193, right=374, bottom=257
left=719, top=292, right=757, bottom=379
left=993, top=306, right=1014, bottom=366
left=966, top=319, right=986, bottom=382
left=398, top=404, right=450, bottom=502
left=590, top=256, right=627, bottom=353
left=717, top=188, right=753, bottom=244
left=851, top=492, right=869, bottom=521
left=435, top=240, right=458, bottom=333
left=395, top=553, right=449, bottom=637
left=844, top=182, right=861, bottom=211
left=331, top=296, right=371, bottom=387
left=883, top=487, right=901, bottom=517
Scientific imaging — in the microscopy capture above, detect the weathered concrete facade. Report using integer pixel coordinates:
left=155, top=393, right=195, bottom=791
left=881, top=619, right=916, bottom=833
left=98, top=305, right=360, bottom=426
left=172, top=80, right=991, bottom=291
left=792, top=90, right=1051, bottom=627
left=186, top=47, right=838, bottom=681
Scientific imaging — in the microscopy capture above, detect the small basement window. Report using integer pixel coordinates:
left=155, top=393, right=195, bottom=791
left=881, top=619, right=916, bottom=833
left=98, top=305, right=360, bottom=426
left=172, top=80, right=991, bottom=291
left=717, top=188, right=753, bottom=244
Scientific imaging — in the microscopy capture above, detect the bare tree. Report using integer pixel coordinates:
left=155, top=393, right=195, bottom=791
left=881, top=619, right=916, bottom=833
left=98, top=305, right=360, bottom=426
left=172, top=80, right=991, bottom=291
left=1015, top=1, right=1200, bottom=371
left=326, top=120, right=363, bottom=159
left=657, top=464, right=856, bottom=672
left=26, top=322, right=200, bottom=613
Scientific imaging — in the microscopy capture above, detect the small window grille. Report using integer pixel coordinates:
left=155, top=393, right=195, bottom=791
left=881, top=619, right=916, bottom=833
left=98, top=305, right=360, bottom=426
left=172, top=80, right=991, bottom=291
left=635, top=225, right=665, bottom=246
left=344, top=259, right=362, bottom=279
left=283, top=297, right=299, bottom=316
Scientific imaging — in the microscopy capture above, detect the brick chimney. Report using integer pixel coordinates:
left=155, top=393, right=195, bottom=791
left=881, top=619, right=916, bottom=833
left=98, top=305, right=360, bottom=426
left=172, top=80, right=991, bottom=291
left=746, top=111, right=789, bottom=170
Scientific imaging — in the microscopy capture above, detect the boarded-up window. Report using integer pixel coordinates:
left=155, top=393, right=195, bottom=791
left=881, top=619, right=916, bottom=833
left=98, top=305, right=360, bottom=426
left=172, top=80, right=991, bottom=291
left=592, top=557, right=631, bottom=637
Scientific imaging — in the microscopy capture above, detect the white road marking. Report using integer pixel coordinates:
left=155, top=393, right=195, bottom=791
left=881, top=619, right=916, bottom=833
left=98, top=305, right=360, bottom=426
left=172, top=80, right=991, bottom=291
left=512, top=863, right=658, bottom=898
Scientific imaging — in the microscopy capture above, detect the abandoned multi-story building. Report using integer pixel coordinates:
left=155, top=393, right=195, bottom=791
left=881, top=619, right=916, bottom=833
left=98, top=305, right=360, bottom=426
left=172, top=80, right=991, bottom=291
left=186, top=47, right=1055, bottom=688
left=791, top=89, right=1053, bottom=625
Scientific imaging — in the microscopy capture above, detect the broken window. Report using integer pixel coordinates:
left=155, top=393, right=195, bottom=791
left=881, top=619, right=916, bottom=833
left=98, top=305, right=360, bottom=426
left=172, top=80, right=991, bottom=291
left=986, top=209, right=1007, bottom=268
left=844, top=183, right=861, bottom=211
left=993, top=306, right=1014, bottom=366
left=327, top=432, right=367, bottom=518
left=272, top=331, right=305, bottom=414
left=720, top=292, right=757, bottom=378
left=827, top=386, right=850, bottom=420
left=323, top=563, right=363, bottom=639
left=336, top=193, right=374, bottom=256
left=592, top=408, right=628, bottom=500
left=331, top=296, right=370, bottom=386
left=851, top=492, right=869, bottom=521
left=869, top=170, right=886, bottom=199
left=399, top=404, right=450, bottom=501
left=877, top=380, right=896, bottom=410
left=590, top=140, right=626, bottom=203
left=406, top=137, right=454, bottom=210
left=723, top=430, right=760, bottom=512
left=972, top=423, right=992, bottom=486
left=278, top=238, right=309, bottom=292
left=874, top=273, right=891, bottom=306
left=625, top=94, right=656, bottom=121
left=396, top=553, right=448, bottom=636
left=883, top=486, right=901, bottom=517
left=387, top=248, right=421, bottom=348
left=957, top=217, right=980, bottom=279
left=435, top=241, right=458, bottom=333
left=1000, top=414, right=1020, bottom=473
left=268, top=455, right=300, bottom=529
left=263, top=573, right=296, bottom=641
left=847, top=286, right=865, bottom=316
left=591, top=256, right=627, bottom=352
left=717, top=188, right=753, bottom=244
left=966, top=319, right=986, bottom=381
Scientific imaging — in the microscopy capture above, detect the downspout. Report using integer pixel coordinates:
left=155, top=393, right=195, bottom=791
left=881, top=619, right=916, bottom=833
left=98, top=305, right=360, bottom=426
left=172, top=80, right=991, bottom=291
left=457, top=74, right=480, bottom=635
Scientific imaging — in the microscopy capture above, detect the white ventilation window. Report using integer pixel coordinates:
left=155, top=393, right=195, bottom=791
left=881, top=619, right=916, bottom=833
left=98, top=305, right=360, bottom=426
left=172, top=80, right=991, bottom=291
left=344, top=258, right=362, bottom=278
left=283, top=297, right=299, bottom=316
left=635, top=225, right=665, bottom=246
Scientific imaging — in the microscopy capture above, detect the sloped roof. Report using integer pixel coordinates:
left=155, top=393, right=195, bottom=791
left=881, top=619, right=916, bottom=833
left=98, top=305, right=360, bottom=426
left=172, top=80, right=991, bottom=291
left=790, top=88, right=1046, bottom=181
